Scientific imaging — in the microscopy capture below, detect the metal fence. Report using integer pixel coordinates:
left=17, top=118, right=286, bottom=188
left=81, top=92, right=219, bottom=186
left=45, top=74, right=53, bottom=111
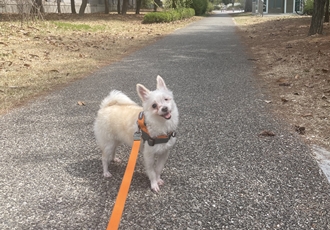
left=0, top=0, right=123, bottom=14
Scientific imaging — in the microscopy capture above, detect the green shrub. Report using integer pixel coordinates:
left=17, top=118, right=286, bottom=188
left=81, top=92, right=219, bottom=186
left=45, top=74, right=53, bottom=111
left=143, top=12, right=171, bottom=23
left=207, top=2, right=213, bottom=12
left=190, top=0, right=208, bottom=15
left=143, top=8, right=195, bottom=24
left=179, top=8, right=195, bottom=18
left=304, top=0, right=313, bottom=15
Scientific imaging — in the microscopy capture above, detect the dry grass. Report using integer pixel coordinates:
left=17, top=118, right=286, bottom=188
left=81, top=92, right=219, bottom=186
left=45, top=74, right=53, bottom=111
left=233, top=13, right=330, bottom=149
left=0, top=12, right=201, bottom=114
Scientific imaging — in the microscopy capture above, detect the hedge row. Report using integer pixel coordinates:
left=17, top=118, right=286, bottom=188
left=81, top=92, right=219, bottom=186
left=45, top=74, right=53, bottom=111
left=143, top=8, right=195, bottom=24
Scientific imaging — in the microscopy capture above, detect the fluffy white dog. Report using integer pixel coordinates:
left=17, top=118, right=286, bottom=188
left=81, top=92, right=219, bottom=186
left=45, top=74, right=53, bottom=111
left=94, top=76, right=179, bottom=192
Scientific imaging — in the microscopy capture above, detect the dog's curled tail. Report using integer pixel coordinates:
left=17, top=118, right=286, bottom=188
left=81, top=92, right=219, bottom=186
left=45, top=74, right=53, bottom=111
left=100, top=90, right=137, bottom=109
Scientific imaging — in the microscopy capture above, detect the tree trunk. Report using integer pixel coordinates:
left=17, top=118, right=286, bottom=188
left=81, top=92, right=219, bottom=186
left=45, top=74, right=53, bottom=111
left=136, top=0, right=142, bottom=14
left=153, top=0, right=162, bottom=11
left=122, top=0, right=128, bottom=14
left=39, top=0, right=44, bottom=13
left=31, top=0, right=44, bottom=14
left=71, top=0, right=77, bottom=14
left=105, top=0, right=110, bottom=14
left=79, top=0, right=88, bottom=15
left=308, top=0, right=326, bottom=35
left=57, top=0, right=61, bottom=13
left=245, top=0, right=252, bottom=12
left=117, top=0, right=121, bottom=14
left=325, top=0, right=329, bottom=22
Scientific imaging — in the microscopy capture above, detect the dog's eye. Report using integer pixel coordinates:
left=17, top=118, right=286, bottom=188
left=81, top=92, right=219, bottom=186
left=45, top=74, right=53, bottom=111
left=164, top=98, right=168, bottom=101
left=152, top=103, right=157, bottom=109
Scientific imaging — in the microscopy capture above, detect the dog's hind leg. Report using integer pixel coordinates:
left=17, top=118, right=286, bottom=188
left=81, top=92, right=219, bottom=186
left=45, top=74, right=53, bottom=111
left=102, top=141, right=119, bottom=177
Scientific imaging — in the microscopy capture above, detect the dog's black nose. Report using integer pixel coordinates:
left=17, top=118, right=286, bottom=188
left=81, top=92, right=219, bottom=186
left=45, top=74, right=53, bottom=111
left=161, top=107, right=168, bottom=113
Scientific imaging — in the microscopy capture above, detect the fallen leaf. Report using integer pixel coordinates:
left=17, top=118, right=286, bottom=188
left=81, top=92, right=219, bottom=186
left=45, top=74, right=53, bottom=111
left=247, top=58, right=259, bottom=61
left=321, top=95, right=327, bottom=99
left=29, top=54, right=39, bottom=58
left=322, top=68, right=328, bottom=73
left=279, top=83, right=291, bottom=86
left=286, top=44, right=292, bottom=48
left=276, top=77, right=287, bottom=83
left=50, top=69, right=59, bottom=73
left=24, top=63, right=30, bottom=67
left=295, top=125, right=305, bottom=135
left=264, top=100, right=272, bottom=104
left=304, top=84, right=314, bottom=88
left=281, top=98, right=289, bottom=103
left=302, top=113, right=313, bottom=117
left=259, top=130, right=275, bottom=137
left=77, top=101, right=85, bottom=106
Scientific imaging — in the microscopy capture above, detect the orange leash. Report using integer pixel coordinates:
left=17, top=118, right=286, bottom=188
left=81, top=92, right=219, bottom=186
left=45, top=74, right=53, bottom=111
left=106, top=139, right=141, bottom=230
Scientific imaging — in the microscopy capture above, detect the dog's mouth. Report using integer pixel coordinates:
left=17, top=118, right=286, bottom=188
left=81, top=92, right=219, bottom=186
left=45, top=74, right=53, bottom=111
left=161, top=112, right=171, bottom=120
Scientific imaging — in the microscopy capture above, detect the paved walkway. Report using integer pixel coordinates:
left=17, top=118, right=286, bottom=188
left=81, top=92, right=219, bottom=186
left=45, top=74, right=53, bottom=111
left=1, top=13, right=329, bottom=229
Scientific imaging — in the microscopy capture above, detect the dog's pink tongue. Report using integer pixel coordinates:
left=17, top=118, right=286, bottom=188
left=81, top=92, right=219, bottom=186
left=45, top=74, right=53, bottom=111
left=164, top=113, right=171, bottom=119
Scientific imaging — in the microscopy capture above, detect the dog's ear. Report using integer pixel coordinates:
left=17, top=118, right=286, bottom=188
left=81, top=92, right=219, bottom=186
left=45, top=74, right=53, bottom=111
left=156, top=75, right=167, bottom=90
left=137, top=84, right=150, bottom=102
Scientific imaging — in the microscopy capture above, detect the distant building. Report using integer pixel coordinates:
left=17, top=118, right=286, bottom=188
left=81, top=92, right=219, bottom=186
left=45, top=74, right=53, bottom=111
left=254, top=0, right=299, bottom=14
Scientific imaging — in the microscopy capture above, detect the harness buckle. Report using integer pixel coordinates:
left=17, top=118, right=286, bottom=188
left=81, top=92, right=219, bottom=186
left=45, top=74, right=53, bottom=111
left=147, top=138, right=155, bottom=146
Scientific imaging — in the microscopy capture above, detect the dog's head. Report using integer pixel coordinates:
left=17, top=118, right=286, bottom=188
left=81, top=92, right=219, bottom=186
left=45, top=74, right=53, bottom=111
left=137, top=75, right=177, bottom=121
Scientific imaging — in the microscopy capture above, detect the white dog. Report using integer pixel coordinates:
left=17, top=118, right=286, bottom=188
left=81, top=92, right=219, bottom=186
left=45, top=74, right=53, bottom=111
left=94, top=76, right=179, bottom=192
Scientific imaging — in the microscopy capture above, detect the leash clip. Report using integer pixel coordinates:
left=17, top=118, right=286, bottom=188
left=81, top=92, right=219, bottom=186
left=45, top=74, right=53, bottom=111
left=133, top=130, right=142, bottom=141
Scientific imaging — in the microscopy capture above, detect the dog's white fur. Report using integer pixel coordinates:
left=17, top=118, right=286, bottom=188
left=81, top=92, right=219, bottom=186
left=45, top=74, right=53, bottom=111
left=94, top=76, right=179, bottom=192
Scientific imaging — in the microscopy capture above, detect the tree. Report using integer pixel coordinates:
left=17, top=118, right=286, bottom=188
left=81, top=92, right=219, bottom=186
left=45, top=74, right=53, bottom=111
left=57, top=0, right=61, bottom=13
left=244, top=0, right=252, bottom=12
left=117, top=0, right=121, bottom=14
left=136, top=0, right=142, bottom=14
left=79, top=0, right=88, bottom=15
left=122, top=0, right=129, bottom=14
left=308, top=0, right=327, bottom=35
left=325, top=0, right=329, bottom=22
left=71, top=0, right=77, bottom=14
left=153, top=0, right=162, bottom=11
left=104, top=0, right=110, bottom=14
left=31, top=0, right=44, bottom=14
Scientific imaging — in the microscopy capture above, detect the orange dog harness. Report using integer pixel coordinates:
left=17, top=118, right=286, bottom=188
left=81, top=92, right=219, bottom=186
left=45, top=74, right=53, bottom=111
left=137, top=112, right=176, bottom=146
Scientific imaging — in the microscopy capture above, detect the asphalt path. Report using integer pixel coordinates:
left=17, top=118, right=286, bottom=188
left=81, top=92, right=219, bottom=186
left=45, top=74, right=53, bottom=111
left=1, top=12, right=330, bottom=229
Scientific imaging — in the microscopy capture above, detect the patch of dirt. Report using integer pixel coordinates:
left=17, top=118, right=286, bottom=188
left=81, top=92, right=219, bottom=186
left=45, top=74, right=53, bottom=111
left=234, top=14, right=330, bottom=149
left=0, top=12, right=201, bottom=114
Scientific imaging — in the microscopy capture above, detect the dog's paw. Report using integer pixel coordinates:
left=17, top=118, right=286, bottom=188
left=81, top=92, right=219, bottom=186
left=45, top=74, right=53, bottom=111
left=151, top=182, right=160, bottom=193
left=157, top=179, right=164, bottom=186
left=103, top=171, right=112, bottom=177
left=112, top=157, right=121, bottom=163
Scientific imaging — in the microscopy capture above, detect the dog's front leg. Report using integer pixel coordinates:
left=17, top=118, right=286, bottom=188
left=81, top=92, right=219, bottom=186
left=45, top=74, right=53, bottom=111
left=143, top=149, right=159, bottom=192
left=155, top=151, right=169, bottom=186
